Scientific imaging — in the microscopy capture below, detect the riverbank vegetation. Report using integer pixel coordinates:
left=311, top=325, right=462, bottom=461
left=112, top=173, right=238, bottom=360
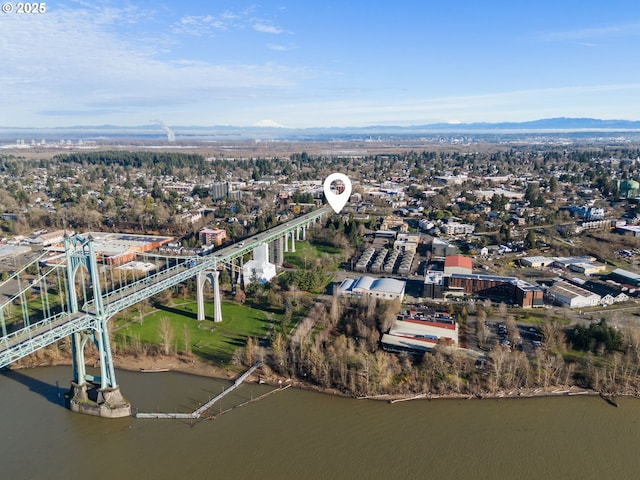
left=227, top=297, right=640, bottom=399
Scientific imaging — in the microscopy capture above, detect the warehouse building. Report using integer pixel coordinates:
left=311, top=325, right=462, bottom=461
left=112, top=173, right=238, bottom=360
left=446, top=273, right=543, bottom=307
left=567, top=278, right=629, bottom=305
left=610, top=268, right=640, bottom=287
left=520, top=256, right=554, bottom=268
left=381, top=311, right=458, bottom=354
left=338, top=276, right=406, bottom=301
left=44, top=232, right=174, bottom=266
left=444, top=255, right=473, bottom=275
left=545, top=280, right=601, bottom=308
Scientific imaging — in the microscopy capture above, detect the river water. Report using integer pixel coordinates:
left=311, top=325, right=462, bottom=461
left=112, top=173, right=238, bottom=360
left=2, top=366, right=640, bottom=480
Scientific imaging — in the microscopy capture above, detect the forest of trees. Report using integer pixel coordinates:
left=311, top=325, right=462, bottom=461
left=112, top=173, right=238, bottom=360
left=242, top=298, right=640, bottom=398
left=55, top=151, right=209, bottom=174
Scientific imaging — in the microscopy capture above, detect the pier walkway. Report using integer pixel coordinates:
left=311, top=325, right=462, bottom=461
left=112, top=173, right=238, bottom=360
left=136, top=362, right=262, bottom=419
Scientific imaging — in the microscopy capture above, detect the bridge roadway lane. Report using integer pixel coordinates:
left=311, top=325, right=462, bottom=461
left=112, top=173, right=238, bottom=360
left=205, top=204, right=332, bottom=261
left=0, top=206, right=333, bottom=367
left=0, top=311, right=89, bottom=368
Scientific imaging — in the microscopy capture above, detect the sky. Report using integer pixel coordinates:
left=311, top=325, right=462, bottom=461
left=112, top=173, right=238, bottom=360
left=2, top=0, right=640, bottom=128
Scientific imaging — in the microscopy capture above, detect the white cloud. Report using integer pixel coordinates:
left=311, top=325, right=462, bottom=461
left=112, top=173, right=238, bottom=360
left=253, top=22, right=284, bottom=34
left=541, top=21, right=640, bottom=41
left=0, top=4, right=309, bottom=126
left=171, top=7, right=285, bottom=37
left=268, top=43, right=296, bottom=51
left=171, top=13, right=235, bottom=35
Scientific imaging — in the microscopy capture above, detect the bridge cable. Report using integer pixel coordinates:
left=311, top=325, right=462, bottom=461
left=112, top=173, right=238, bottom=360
left=80, top=266, right=88, bottom=310
left=56, top=265, right=66, bottom=314
left=37, top=262, right=48, bottom=323
left=0, top=307, right=6, bottom=338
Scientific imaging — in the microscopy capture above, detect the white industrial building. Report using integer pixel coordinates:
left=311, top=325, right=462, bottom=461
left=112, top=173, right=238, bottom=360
left=338, top=276, right=405, bottom=301
left=521, top=256, right=554, bottom=268
left=568, top=262, right=607, bottom=275
left=381, top=314, right=458, bottom=354
left=546, top=280, right=601, bottom=308
left=242, top=243, right=277, bottom=285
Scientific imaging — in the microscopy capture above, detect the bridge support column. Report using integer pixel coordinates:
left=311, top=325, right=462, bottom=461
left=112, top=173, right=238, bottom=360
left=213, top=271, right=222, bottom=323
left=269, top=239, right=283, bottom=266
left=283, top=233, right=289, bottom=252
left=302, top=225, right=306, bottom=241
left=64, top=235, right=130, bottom=418
left=230, top=258, right=237, bottom=284
left=197, top=270, right=223, bottom=323
left=276, top=237, right=284, bottom=266
left=290, top=231, right=296, bottom=252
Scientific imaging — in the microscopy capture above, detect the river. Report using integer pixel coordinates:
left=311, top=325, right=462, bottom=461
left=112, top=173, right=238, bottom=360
left=2, top=366, right=640, bottom=479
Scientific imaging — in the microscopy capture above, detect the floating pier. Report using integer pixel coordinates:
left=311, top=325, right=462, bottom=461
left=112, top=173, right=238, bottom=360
left=135, top=362, right=262, bottom=419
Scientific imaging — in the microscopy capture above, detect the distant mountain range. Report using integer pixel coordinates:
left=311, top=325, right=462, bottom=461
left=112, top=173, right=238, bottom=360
left=2, top=117, right=640, bottom=141
left=408, top=117, right=640, bottom=131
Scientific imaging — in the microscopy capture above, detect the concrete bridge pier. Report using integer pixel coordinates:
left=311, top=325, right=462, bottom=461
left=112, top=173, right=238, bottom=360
left=284, top=230, right=296, bottom=253
left=68, top=382, right=130, bottom=419
left=197, top=270, right=223, bottom=323
left=269, top=238, right=284, bottom=266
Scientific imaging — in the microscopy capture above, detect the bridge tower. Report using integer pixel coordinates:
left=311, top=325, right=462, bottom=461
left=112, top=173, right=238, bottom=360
left=64, top=235, right=131, bottom=418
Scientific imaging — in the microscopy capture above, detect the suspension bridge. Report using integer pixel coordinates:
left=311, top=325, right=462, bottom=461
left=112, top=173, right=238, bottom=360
left=0, top=206, right=331, bottom=417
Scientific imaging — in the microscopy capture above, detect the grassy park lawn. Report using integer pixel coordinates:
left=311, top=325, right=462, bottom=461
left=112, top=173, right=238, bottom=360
left=283, top=240, right=342, bottom=269
left=112, top=298, right=275, bottom=364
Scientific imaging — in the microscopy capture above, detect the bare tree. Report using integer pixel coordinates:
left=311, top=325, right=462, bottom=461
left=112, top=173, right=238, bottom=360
left=182, top=325, right=192, bottom=357
left=234, top=289, right=246, bottom=304
left=158, top=317, right=174, bottom=355
left=489, top=346, right=508, bottom=391
left=476, top=309, right=489, bottom=349
left=497, top=302, right=508, bottom=319
left=329, top=288, right=341, bottom=327
left=505, top=315, right=518, bottom=346
left=244, top=337, right=257, bottom=366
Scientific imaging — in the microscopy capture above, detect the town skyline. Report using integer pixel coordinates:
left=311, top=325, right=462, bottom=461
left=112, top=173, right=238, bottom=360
left=2, top=0, right=640, bottom=128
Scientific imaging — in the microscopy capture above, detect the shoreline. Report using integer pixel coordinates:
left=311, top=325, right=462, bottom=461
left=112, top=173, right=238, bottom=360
left=105, top=357, right=625, bottom=404
left=10, top=352, right=638, bottom=404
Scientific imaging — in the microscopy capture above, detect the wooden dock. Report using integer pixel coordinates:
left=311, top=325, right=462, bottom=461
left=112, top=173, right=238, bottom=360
left=135, top=362, right=262, bottom=420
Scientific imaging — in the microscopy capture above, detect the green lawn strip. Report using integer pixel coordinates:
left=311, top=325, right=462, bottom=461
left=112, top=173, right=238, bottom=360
left=314, top=244, right=342, bottom=255
left=113, top=299, right=273, bottom=364
left=283, top=240, right=320, bottom=268
left=283, top=240, right=343, bottom=267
